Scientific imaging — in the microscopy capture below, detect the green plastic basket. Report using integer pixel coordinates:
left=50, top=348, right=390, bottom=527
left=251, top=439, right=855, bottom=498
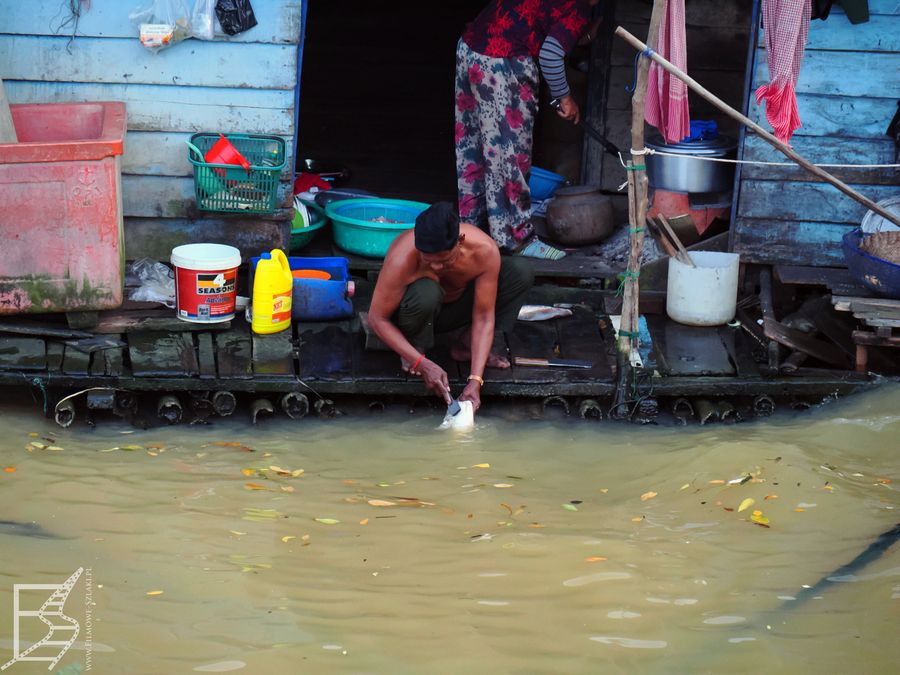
left=188, top=133, right=286, bottom=214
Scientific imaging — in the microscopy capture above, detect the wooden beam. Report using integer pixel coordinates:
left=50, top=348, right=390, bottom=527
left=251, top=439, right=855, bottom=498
left=613, top=27, right=900, bottom=229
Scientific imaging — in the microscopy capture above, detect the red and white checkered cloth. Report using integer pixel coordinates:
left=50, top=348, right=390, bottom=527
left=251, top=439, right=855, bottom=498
left=755, top=0, right=811, bottom=144
left=645, top=0, right=690, bottom=143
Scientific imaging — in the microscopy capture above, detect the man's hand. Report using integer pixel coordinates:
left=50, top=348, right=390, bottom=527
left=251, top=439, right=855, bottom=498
left=458, top=379, right=481, bottom=412
left=556, top=94, right=581, bottom=124
left=413, top=357, right=451, bottom=404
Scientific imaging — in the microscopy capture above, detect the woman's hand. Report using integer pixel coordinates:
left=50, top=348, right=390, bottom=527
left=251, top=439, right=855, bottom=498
left=556, top=95, right=581, bottom=124
left=413, top=358, right=451, bottom=403
left=458, top=379, right=481, bottom=412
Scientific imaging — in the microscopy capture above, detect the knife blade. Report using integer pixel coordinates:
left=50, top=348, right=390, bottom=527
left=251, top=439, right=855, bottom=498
left=513, top=357, right=593, bottom=369
left=447, top=398, right=461, bottom=416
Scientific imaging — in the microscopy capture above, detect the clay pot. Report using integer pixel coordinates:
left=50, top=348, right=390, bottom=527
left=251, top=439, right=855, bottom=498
left=545, top=185, right=614, bottom=246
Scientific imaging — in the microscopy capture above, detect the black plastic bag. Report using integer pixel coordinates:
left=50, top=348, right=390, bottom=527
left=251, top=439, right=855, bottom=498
left=215, top=0, right=257, bottom=35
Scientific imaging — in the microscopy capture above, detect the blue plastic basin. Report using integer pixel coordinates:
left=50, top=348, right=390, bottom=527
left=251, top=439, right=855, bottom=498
left=842, top=228, right=900, bottom=298
left=326, top=198, right=430, bottom=258
left=250, top=255, right=354, bottom=320
left=529, top=166, right=566, bottom=201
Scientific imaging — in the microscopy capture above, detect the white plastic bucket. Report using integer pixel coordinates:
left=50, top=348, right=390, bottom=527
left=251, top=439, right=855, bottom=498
left=666, top=251, right=740, bottom=326
left=171, top=243, right=242, bottom=323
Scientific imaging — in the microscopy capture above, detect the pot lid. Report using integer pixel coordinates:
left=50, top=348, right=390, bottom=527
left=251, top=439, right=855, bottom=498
left=645, top=133, right=736, bottom=155
left=552, top=184, right=600, bottom=197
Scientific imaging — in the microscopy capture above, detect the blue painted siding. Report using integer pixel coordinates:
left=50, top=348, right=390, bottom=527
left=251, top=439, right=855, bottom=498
left=0, top=0, right=301, bottom=240
left=732, top=1, right=900, bottom=266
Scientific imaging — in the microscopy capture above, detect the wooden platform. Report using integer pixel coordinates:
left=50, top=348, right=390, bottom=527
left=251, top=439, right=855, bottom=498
left=0, top=286, right=874, bottom=401
left=832, top=295, right=900, bottom=371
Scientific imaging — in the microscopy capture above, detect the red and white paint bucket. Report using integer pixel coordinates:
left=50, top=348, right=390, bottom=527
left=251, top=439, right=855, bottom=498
left=171, top=243, right=242, bottom=323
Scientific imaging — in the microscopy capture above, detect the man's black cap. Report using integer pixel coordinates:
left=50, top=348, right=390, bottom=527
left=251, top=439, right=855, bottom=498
left=414, top=202, right=460, bottom=253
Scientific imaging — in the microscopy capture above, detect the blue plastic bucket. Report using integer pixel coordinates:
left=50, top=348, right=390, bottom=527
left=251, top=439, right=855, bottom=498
left=529, top=166, right=566, bottom=201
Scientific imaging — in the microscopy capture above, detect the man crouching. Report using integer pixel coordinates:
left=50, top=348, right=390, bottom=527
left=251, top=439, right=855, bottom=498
left=367, top=202, right=533, bottom=412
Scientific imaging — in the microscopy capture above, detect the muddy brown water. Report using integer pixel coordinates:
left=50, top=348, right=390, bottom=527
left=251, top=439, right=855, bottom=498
left=1, top=386, right=898, bottom=674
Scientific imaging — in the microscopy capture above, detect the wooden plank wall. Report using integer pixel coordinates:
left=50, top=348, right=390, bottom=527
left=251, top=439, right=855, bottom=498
left=0, top=0, right=301, bottom=259
left=585, top=0, right=753, bottom=208
left=731, top=0, right=900, bottom=266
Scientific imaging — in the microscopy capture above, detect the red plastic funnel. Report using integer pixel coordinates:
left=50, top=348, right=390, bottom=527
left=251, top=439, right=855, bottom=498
left=204, top=134, right=251, bottom=173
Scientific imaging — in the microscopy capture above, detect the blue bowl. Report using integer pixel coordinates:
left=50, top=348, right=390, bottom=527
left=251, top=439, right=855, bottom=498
left=842, top=228, right=900, bottom=298
left=529, top=166, right=566, bottom=201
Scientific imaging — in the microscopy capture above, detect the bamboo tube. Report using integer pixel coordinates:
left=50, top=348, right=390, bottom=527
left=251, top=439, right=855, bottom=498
left=614, top=27, right=900, bottom=229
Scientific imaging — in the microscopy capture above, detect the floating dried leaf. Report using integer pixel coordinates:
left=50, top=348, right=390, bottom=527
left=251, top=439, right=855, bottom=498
left=359, top=518, right=369, bottom=525
left=244, top=483, right=268, bottom=491
left=376, top=482, right=391, bottom=488
left=4, top=467, right=15, bottom=473
left=795, top=507, right=805, bottom=512
left=764, top=494, right=778, bottom=500
left=281, top=536, right=296, bottom=543
left=212, top=442, right=245, bottom=447
left=750, top=511, right=770, bottom=526
left=738, top=498, right=755, bottom=513
left=241, top=468, right=256, bottom=477
left=640, top=491, right=657, bottom=502
left=528, top=523, right=545, bottom=528
left=29, top=442, right=45, bottom=450
left=472, top=463, right=491, bottom=469
left=292, top=469, right=305, bottom=477
left=46, top=446, right=64, bottom=452
left=680, top=484, right=690, bottom=491
left=876, top=478, right=892, bottom=485
left=145, top=443, right=166, bottom=450
left=147, top=451, right=158, bottom=457
left=28, top=432, right=38, bottom=438
left=229, top=531, right=246, bottom=536
left=823, top=485, right=834, bottom=491
left=562, top=503, right=578, bottom=512
left=708, top=480, right=726, bottom=485
left=600, top=488, right=609, bottom=493
left=343, top=479, right=359, bottom=485
left=315, top=518, right=340, bottom=525
left=493, top=483, right=513, bottom=488
left=280, top=486, right=295, bottom=493
left=119, top=445, right=142, bottom=451
left=585, top=556, right=608, bottom=563
left=631, top=516, right=644, bottom=523
left=146, top=590, right=164, bottom=596
left=500, top=503, right=513, bottom=516
left=269, top=465, right=291, bottom=475
left=368, top=499, right=396, bottom=507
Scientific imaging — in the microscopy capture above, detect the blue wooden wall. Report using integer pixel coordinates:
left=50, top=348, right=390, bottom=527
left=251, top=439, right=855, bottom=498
left=731, top=0, right=900, bottom=267
left=0, top=0, right=302, bottom=259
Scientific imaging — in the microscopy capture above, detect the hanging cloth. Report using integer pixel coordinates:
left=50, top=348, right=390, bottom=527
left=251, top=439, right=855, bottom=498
left=645, top=0, right=690, bottom=143
left=755, top=0, right=812, bottom=144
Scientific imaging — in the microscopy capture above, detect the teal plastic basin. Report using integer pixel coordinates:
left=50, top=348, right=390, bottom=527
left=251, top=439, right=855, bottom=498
left=325, top=198, right=430, bottom=258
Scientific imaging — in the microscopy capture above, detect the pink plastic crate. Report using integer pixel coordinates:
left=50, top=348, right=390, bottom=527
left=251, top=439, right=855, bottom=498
left=0, top=101, right=126, bottom=314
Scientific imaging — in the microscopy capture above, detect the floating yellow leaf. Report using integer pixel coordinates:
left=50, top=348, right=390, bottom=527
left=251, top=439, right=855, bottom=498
left=146, top=590, right=164, bottom=596
left=823, top=485, right=834, bottom=491
left=600, top=488, right=609, bottom=493
left=738, top=498, right=755, bottom=513
left=640, top=491, right=657, bottom=501
left=28, top=432, right=38, bottom=438
left=680, top=484, right=690, bottom=491
left=241, top=468, right=256, bottom=476
left=229, top=531, right=246, bottom=536
left=585, top=556, right=608, bottom=563
left=343, top=479, right=359, bottom=485
left=876, top=478, right=892, bottom=484
left=4, top=467, right=15, bottom=473
left=280, top=486, right=295, bottom=493
left=29, top=442, right=45, bottom=450
left=120, top=444, right=142, bottom=451
left=750, top=511, right=770, bottom=526
left=368, top=499, right=395, bottom=507
left=359, top=518, right=369, bottom=525
left=301, top=534, right=310, bottom=541
left=292, top=469, right=305, bottom=477
left=376, top=482, right=391, bottom=487
left=315, top=518, right=340, bottom=525
left=281, top=536, right=296, bottom=543
left=528, top=523, right=545, bottom=528
left=764, top=494, right=778, bottom=500
left=472, top=463, right=491, bottom=469
left=147, top=451, right=158, bottom=457
left=631, top=516, right=644, bottom=523
left=794, top=507, right=805, bottom=512
left=493, top=483, right=513, bottom=488
left=708, top=479, right=726, bottom=485
left=269, top=465, right=291, bottom=476
left=46, top=446, right=64, bottom=451
left=562, top=503, right=578, bottom=512
left=244, top=483, right=268, bottom=491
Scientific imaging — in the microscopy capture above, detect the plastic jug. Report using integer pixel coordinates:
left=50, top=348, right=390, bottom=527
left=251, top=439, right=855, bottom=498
left=252, top=249, right=293, bottom=334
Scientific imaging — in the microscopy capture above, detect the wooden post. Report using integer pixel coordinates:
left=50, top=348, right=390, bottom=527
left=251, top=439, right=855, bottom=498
left=612, top=0, right=665, bottom=416
left=614, top=26, right=900, bottom=229
left=0, top=78, right=18, bottom=143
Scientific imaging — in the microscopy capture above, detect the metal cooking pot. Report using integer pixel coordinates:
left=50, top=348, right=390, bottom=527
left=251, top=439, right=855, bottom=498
left=645, top=133, right=736, bottom=193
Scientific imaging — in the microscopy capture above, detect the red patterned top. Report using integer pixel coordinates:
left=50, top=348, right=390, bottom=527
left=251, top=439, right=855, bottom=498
left=463, top=0, right=592, bottom=59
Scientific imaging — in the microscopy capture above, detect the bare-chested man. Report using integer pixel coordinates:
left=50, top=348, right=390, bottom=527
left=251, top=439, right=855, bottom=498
left=367, top=202, right=533, bottom=412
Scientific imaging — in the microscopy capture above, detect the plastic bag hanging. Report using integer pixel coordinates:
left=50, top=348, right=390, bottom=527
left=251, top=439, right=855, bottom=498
left=215, top=0, right=257, bottom=35
left=130, top=0, right=192, bottom=51
left=190, top=0, right=216, bottom=40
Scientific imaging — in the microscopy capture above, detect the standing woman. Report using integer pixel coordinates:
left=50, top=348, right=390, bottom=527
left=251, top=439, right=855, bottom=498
left=455, top=0, right=600, bottom=260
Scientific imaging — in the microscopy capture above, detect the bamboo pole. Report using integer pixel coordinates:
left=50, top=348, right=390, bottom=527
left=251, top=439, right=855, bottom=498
left=614, top=26, right=900, bottom=229
left=613, top=0, right=666, bottom=416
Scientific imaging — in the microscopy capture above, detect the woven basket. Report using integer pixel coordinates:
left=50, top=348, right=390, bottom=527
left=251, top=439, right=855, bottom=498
left=860, top=231, right=900, bottom=265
